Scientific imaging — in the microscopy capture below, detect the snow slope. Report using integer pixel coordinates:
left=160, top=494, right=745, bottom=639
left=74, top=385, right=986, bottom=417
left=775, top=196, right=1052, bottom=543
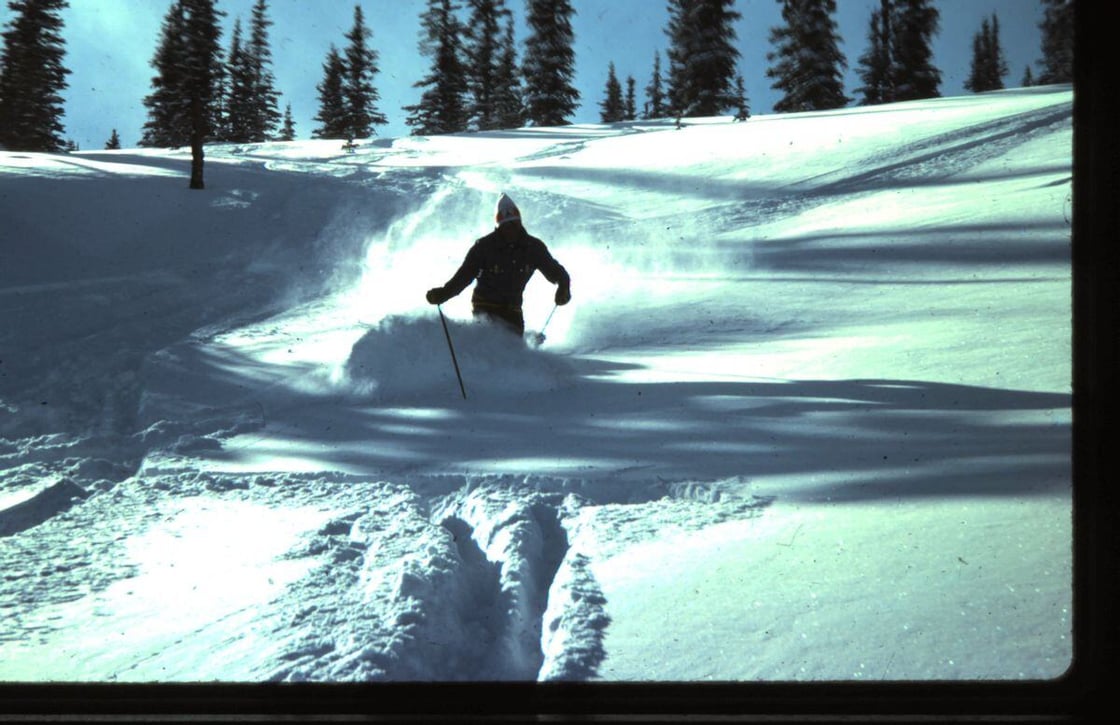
left=0, top=86, right=1072, bottom=683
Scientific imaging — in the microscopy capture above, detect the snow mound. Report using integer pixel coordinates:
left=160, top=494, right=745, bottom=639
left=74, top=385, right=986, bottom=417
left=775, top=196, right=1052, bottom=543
left=342, top=314, right=573, bottom=400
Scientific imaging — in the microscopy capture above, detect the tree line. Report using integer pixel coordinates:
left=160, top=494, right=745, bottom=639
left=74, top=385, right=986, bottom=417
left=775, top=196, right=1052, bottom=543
left=1, top=0, right=1075, bottom=181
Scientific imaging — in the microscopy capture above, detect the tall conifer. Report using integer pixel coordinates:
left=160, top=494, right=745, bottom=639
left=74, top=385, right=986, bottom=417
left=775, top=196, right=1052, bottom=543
left=405, top=0, right=469, bottom=135
left=665, top=0, right=741, bottom=117
left=522, top=0, right=579, bottom=126
left=1037, top=0, right=1073, bottom=84
left=313, top=45, right=348, bottom=138
left=0, top=0, right=71, bottom=151
left=890, top=0, right=940, bottom=101
left=342, top=5, right=387, bottom=138
left=766, top=0, right=849, bottom=113
left=599, top=62, right=624, bottom=123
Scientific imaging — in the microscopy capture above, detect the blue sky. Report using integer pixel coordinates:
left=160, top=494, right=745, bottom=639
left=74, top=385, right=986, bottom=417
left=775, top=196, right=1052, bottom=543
left=5, top=0, right=1047, bottom=148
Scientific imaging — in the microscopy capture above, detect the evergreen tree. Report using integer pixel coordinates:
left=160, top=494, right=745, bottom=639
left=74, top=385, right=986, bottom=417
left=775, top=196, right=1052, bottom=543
left=965, top=14, right=1008, bottom=93
left=1022, top=65, right=1034, bottom=87
left=404, top=0, right=469, bottom=135
left=140, top=2, right=190, bottom=147
left=223, top=18, right=254, bottom=141
left=644, top=50, right=665, bottom=119
left=180, top=0, right=224, bottom=189
left=522, top=0, right=579, bottom=126
left=245, top=0, right=281, bottom=141
left=890, top=0, right=940, bottom=101
left=855, top=0, right=894, bottom=105
left=733, top=72, right=750, bottom=120
left=624, top=75, right=636, bottom=121
left=492, top=11, right=525, bottom=129
left=599, top=61, right=624, bottom=123
left=0, top=0, right=71, bottom=152
left=1036, top=0, right=1073, bottom=84
left=341, top=4, right=387, bottom=138
left=278, top=102, right=296, bottom=140
left=463, top=0, right=505, bottom=130
left=665, top=0, right=741, bottom=117
left=313, top=44, right=348, bottom=138
left=766, top=0, right=849, bottom=113
left=105, top=128, right=121, bottom=149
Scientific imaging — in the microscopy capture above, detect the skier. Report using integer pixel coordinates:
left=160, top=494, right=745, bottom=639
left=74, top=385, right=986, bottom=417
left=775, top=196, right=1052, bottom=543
left=425, top=193, right=571, bottom=336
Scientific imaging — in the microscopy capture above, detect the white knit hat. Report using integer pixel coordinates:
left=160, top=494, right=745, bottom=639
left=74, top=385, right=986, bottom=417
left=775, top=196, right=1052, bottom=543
left=495, top=193, right=521, bottom=226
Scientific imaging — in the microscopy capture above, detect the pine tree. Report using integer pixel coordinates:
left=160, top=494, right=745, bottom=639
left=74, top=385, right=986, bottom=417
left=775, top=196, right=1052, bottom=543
left=313, top=44, right=348, bottom=138
left=105, top=128, right=121, bottom=149
left=1037, top=0, right=1073, bottom=84
left=766, top=0, right=849, bottom=113
left=341, top=4, right=387, bottom=138
left=404, top=0, right=469, bottom=135
left=855, top=0, right=894, bottom=105
left=224, top=18, right=254, bottom=141
left=1022, top=65, right=1034, bottom=87
left=522, top=0, right=579, bottom=127
left=624, top=76, right=636, bottom=121
left=278, top=102, right=296, bottom=140
left=0, top=0, right=71, bottom=152
left=599, top=62, right=624, bottom=123
left=665, top=0, right=741, bottom=117
left=245, top=0, right=281, bottom=141
left=644, top=50, right=665, bottom=119
left=733, top=73, right=750, bottom=120
left=493, top=11, right=525, bottom=129
left=180, top=0, right=224, bottom=189
left=965, top=14, right=1008, bottom=93
left=140, top=2, right=190, bottom=147
left=890, top=0, right=940, bottom=101
left=463, top=0, right=506, bottom=131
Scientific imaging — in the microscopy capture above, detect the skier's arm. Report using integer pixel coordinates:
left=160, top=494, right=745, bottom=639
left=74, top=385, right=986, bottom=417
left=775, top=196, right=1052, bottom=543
left=427, top=244, right=482, bottom=304
left=534, top=242, right=571, bottom=305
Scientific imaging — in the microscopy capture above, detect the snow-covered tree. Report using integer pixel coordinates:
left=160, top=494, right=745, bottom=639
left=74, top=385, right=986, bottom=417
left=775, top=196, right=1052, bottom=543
left=665, top=0, right=741, bottom=117
left=313, top=45, right=348, bottom=139
left=404, top=0, right=469, bottom=135
left=1036, top=0, right=1073, bottom=84
left=0, top=0, right=71, bottom=152
left=599, top=61, right=624, bottom=123
left=522, top=0, right=579, bottom=127
left=855, top=0, right=894, bottom=105
left=766, top=0, right=849, bottom=113
left=644, top=51, right=666, bottom=119
left=341, top=4, right=387, bottom=138
left=890, top=0, right=940, bottom=101
left=965, top=13, right=1008, bottom=93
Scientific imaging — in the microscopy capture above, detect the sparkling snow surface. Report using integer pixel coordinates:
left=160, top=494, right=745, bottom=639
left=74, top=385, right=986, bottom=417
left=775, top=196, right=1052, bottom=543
left=0, top=87, right=1072, bottom=682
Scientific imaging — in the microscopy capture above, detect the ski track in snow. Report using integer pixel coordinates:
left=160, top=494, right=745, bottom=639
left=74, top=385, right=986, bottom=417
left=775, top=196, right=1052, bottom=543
left=0, top=88, right=1073, bottom=682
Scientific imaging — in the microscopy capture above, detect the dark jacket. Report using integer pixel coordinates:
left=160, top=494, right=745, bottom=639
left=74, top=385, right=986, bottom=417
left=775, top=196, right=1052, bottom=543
left=442, top=225, right=569, bottom=309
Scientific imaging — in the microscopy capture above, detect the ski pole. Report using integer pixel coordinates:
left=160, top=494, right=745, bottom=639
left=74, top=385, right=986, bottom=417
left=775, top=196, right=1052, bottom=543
left=437, top=305, right=467, bottom=399
left=534, top=304, right=558, bottom=347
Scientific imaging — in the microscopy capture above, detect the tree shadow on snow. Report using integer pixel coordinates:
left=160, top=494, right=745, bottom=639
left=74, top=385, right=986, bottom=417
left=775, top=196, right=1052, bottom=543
left=191, top=346, right=1071, bottom=505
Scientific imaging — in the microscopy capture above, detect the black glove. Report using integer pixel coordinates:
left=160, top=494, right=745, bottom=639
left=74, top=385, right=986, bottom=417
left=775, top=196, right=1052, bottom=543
left=426, top=287, right=451, bottom=305
left=555, top=283, right=571, bottom=306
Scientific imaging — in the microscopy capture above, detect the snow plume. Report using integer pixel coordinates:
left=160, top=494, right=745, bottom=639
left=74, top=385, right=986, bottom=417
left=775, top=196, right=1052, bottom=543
left=345, top=179, right=494, bottom=324
left=340, top=314, right=574, bottom=400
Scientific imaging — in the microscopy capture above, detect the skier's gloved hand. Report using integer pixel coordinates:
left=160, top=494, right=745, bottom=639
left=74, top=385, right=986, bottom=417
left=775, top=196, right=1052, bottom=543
left=426, top=287, right=451, bottom=305
left=555, top=284, right=571, bottom=306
